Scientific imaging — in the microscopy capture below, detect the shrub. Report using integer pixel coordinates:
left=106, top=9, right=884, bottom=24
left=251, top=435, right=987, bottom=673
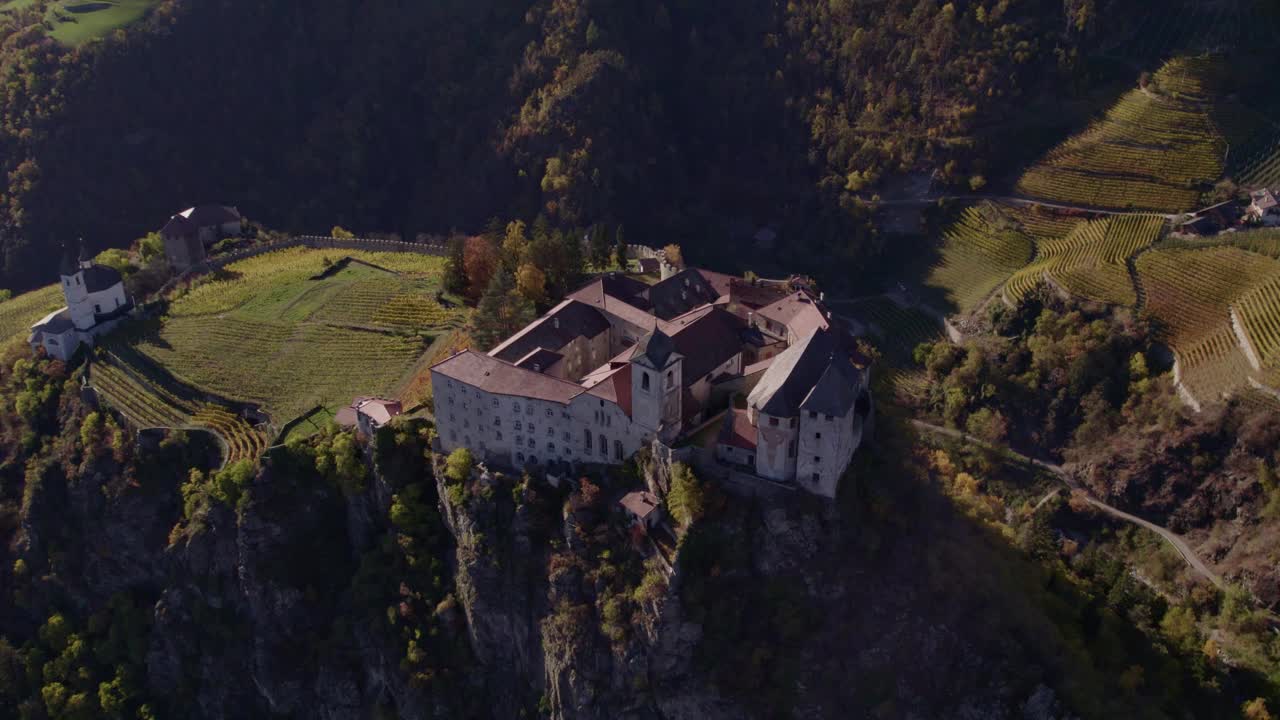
left=667, top=463, right=705, bottom=528
left=444, top=448, right=473, bottom=484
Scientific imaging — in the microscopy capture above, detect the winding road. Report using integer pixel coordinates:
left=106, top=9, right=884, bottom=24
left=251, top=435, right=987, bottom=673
left=909, top=419, right=1224, bottom=589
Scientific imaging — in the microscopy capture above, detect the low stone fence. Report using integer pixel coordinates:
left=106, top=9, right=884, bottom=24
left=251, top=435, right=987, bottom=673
left=203, top=234, right=448, bottom=271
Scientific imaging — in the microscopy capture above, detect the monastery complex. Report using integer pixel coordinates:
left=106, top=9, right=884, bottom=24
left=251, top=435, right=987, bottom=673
left=431, top=263, right=873, bottom=497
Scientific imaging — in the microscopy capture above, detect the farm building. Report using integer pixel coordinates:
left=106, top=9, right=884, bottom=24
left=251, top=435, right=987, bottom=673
left=619, top=490, right=663, bottom=530
left=161, top=204, right=243, bottom=270
left=1247, top=189, right=1280, bottom=226
left=431, top=266, right=871, bottom=498
left=337, top=397, right=404, bottom=436
left=29, top=243, right=134, bottom=361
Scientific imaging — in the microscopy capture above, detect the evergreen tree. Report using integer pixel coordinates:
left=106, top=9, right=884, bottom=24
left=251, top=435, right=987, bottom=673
left=472, top=267, right=535, bottom=349
left=442, top=235, right=467, bottom=295
left=613, top=224, right=628, bottom=270
left=589, top=224, right=611, bottom=269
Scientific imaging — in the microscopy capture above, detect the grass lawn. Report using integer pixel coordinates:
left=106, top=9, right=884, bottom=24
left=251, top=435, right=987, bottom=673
left=0, top=285, right=65, bottom=350
left=128, top=247, right=469, bottom=427
left=46, top=0, right=160, bottom=46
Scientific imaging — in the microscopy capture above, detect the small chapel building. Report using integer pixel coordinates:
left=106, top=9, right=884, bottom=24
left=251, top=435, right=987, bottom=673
left=29, top=244, right=133, bottom=362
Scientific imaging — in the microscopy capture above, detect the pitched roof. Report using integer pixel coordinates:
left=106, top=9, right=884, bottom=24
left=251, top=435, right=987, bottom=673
left=718, top=407, right=758, bottom=450
left=161, top=214, right=197, bottom=238
left=747, top=328, right=862, bottom=417
left=179, top=204, right=241, bottom=226
left=757, top=291, right=830, bottom=338
left=582, top=362, right=633, bottom=417
left=634, top=328, right=678, bottom=370
left=667, top=305, right=745, bottom=382
left=619, top=490, right=661, bottom=519
left=568, top=279, right=667, bottom=332
left=489, top=299, right=611, bottom=361
left=727, top=279, right=788, bottom=311
left=432, top=350, right=584, bottom=404
left=357, top=398, right=403, bottom=426
left=644, top=268, right=722, bottom=319
left=82, top=264, right=123, bottom=293
left=799, top=358, right=862, bottom=417
left=514, top=347, right=564, bottom=373
left=30, top=308, right=74, bottom=335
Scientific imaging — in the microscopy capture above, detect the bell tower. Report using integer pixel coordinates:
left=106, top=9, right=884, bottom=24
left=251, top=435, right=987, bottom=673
left=629, top=328, right=683, bottom=439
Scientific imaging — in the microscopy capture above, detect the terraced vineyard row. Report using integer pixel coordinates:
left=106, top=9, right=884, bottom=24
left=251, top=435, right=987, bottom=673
left=845, top=297, right=943, bottom=403
left=1236, top=135, right=1280, bottom=189
left=1001, top=205, right=1084, bottom=242
left=1005, top=215, right=1164, bottom=306
left=191, top=406, right=268, bottom=465
left=923, top=204, right=1033, bottom=315
left=1236, top=275, right=1280, bottom=366
left=1015, top=57, right=1234, bottom=213
left=91, top=352, right=269, bottom=464
left=314, top=279, right=467, bottom=330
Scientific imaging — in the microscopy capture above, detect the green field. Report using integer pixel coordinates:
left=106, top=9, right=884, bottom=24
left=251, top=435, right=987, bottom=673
left=127, top=247, right=466, bottom=428
left=1016, top=56, right=1253, bottom=213
left=0, top=0, right=160, bottom=45
left=0, top=284, right=64, bottom=349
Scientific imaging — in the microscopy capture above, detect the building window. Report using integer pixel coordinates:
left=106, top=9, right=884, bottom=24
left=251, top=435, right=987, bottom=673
left=513, top=402, right=521, bottom=413
left=496, top=431, right=503, bottom=441
left=494, top=418, right=501, bottom=427
left=812, top=473, right=820, bottom=483
left=94, top=304, right=101, bottom=314
left=585, top=429, right=592, bottom=451
left=517, top=452, right=525, bottom=462
left=464, top=435, right=471, bottom=446
left=449, top=431, right=457, bottom=441
left=492, top=399, right=499, bottom=407
left=599, top=435, right=607, bottom=456
left=666, top=370, right=673, bottom=387
left=563, top=432, right=570, bottom=442
left=548, top=442, right=555, bottom=452
left=463, top=420, right=470, bottom=429
left=528, top=438, right=535, bottom=448
left=809, top=411, right=818, bottom=420
left=815, top=432, right=822, bottom=440
left=516, top=435, right=524, bottom=446
left=546, top=408, right=553, bottom=417
left=547, top=427, right=554, bottom=437
left=526, top=405, right=533, bottom=415
left=614, top=440, right=623, bottom=460
left=515, top=421, right=522, bottom=431
left=789, top=418, right=797, bottom=428
left=642, top=372, right=650, bottom=391
left=769, top=417, right=779, bottom=427
left=788, top=441, right=796, bottom=458
left=528, top=424, right=536, bottom=435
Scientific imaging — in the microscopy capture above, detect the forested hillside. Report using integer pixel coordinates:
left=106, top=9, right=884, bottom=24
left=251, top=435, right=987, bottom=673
left=0, top=0, right=1151, bottom=291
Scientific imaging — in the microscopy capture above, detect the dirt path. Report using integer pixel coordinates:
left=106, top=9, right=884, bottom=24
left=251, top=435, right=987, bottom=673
left=909, top=419, right=1224, bottom=589
left=863, top=192, right=1185, bottom=221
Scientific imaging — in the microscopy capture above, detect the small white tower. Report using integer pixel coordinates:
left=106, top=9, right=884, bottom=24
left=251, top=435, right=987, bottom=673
left=629, top=328, right=683, bottom=439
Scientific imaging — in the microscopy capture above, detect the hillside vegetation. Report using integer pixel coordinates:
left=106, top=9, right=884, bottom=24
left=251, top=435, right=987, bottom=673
left=0, top=0, right=1152, bottom=293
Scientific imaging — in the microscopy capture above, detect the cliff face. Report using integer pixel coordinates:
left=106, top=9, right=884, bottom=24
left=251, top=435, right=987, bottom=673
left=6, top=408, right=1080, bottom=720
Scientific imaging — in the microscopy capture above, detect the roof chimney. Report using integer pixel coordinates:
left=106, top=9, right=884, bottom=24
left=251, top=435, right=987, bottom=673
left=748, top=312, right=755, bottom=327
left=554, top=317, right=560, bottom=329
left=819, top=291, right=825, bottom=301
left=681, top=290, right=688, bottom=301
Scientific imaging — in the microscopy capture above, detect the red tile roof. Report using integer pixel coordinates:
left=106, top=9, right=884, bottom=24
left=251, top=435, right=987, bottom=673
left=718, top=408, right=757, bottom=450
left=582, top=363, right=633, bottom=417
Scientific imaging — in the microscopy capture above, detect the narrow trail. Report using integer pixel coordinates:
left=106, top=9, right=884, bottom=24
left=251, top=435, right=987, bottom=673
left=863, top=192, right=1186, bottom=221
left=909, top=419, right=1224, bottom=589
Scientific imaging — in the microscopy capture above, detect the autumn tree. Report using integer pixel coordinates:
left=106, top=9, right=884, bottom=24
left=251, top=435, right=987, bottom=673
left=663, top=243, right=683, bottom=269
left=330, top=226, right=355, bottom=239
left=462, top=235, right=499, bottom=301
left=516, top=263, right=548, bottom=306
left=667, top=462, right=706, bottom=528
left=503, top=219, right=530, bottom=268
